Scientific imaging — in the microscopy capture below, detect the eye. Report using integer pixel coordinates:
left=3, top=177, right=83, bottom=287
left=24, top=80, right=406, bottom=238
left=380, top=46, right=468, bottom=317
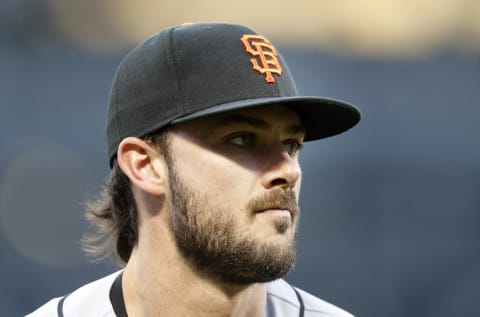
left=283, top=139, right=303, bottom=156
left=228, top=133, right=253, bottom=147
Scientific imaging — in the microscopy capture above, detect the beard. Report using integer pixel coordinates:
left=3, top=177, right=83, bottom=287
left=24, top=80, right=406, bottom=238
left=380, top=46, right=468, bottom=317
left=167, top=164, right=300, bottom=285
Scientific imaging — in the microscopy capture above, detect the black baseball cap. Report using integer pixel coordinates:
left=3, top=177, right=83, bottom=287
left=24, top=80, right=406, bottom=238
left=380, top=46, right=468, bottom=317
left=107, top=22, right=360, bottom=166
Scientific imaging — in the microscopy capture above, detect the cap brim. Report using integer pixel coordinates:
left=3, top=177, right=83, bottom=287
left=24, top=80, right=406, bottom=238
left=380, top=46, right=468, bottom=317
left=172, top=96, right=361, bottom=141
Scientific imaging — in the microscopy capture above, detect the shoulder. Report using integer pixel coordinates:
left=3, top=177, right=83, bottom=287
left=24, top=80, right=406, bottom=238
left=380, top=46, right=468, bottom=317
left=266, top=279, right=354, bottom=317
left=26, top=271, right=122, bottom=317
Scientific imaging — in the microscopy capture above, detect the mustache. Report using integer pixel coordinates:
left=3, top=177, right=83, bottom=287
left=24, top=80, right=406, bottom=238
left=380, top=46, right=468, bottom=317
left=247, top=189, right=300, bottom=218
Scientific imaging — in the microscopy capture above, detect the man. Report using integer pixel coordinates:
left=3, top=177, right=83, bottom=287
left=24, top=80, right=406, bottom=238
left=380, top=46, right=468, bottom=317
left=27, top=22, right=360, bottom=317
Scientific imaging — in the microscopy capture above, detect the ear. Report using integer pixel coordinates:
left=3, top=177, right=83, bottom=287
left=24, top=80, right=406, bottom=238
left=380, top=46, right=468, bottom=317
left=117, top=137, right=167, bottom=196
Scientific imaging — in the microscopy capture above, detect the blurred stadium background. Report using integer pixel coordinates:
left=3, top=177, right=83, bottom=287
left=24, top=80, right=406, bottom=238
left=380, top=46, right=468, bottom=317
left=1, top=1, right=479, bottom=316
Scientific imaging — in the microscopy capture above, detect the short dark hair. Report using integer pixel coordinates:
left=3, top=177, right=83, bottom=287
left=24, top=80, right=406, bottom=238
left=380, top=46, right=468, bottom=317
left=82, top=130, right=170, bottom=265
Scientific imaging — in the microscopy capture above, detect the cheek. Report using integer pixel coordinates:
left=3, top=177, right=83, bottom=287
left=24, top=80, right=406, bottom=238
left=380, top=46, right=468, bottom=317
left=174, top=148, right=256, bottom=199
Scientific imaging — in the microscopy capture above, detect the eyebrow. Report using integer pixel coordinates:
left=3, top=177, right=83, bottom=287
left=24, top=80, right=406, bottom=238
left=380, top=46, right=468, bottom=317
left=209, top=114, right=306, bottom=135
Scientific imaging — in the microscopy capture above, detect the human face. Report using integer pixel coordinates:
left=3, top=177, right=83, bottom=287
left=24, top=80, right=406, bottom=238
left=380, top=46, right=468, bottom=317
left=166, top=105, right=305, bottom=284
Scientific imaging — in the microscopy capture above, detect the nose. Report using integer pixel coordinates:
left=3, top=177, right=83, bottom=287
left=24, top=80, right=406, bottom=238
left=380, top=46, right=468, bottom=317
left=261, top=149, right=301, bottom=190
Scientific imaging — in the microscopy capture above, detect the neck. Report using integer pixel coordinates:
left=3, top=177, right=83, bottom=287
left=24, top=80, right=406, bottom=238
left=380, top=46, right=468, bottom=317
left=121, top=219, right=267, bottom=317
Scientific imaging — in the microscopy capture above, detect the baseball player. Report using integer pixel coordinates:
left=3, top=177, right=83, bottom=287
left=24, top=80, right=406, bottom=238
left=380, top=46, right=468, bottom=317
left=27, top=23, right=360, bottom=317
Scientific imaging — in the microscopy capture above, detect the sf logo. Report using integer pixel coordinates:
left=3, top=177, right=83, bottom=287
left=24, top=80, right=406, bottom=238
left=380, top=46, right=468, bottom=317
left=241, top=34, right=283, bottom=83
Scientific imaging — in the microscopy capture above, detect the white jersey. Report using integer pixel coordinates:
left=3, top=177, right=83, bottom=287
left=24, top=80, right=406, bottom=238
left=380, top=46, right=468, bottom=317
left=26, top=271, right=353, bottom=317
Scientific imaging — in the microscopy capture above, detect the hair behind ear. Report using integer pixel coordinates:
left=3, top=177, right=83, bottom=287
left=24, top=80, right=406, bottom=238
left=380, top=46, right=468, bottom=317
left=82, top=160, right=136, bottom=265
left=82, top=130, right=171, bottom=265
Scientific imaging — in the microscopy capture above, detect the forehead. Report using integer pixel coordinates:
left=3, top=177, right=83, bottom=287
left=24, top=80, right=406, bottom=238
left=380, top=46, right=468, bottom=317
left=173, top=104, right=304, bottom=132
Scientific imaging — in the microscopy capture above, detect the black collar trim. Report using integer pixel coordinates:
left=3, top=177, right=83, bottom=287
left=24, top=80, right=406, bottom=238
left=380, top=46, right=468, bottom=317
left=109, top=272, right=128, bottom=317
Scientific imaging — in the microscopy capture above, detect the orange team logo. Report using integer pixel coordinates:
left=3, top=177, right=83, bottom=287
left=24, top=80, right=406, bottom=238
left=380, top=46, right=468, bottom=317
left=241, top=34, right=283, bottom=83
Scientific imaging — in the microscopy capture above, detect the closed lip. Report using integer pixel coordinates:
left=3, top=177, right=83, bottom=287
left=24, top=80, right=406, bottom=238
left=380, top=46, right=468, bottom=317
left=255, top=206, right=291, bottom=215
